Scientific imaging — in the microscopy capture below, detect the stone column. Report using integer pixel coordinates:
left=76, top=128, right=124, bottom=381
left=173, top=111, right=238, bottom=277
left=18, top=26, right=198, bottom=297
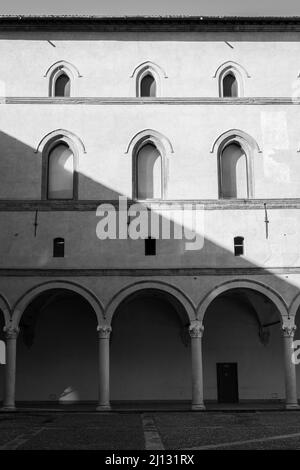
left=96, top=325, right=112, bottom=411
left=2, top=326, right=19, bottom=411
left=282, top=325, right=299, bottom=409
left=189, top=321, right=205, bottom=410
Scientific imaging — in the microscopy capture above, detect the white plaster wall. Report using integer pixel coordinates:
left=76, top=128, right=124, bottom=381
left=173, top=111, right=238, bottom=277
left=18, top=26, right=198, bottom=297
left=0, top=104, right=300, bottom=199
left=0, top=31, right=299, bottom=97
left=0, top=209, right=299, bottom=269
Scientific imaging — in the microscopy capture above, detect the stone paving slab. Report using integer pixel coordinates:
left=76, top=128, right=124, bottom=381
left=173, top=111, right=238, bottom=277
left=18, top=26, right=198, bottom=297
left=0, top=411, right=300, bottom=450
left=0, top=413, right=145, bottom=450
left=154, top=412, right=300, bottom=450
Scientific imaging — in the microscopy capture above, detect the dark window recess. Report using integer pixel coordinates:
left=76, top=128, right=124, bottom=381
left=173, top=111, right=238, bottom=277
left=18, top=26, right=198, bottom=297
left=55, top=74, right=70, bottom=97
left=53, top=237, right=65, bottom=257
left=140, top=74, right=156, bottom=97
left=145, top=237, right=156, bottom=256
left=234, top=236, right=244, bottom=256
left=223, top=73, right=238, bottom=97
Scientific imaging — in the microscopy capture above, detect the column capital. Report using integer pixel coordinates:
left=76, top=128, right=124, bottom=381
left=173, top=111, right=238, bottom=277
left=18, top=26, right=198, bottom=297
left=189, top=321, right=204, bottom=339
left=97, top=325, right=112, bottom=339
left=282, top=324, right=297, bottom=338
left=4, top=326, right=19, bottom=340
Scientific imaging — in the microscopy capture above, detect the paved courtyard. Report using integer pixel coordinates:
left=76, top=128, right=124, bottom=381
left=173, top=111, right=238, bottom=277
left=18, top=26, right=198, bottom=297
left=0, top=410, right=300, bottom=450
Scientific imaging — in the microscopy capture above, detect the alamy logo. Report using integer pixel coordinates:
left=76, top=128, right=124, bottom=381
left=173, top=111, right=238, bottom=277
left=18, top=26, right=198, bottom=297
left=0, top=340, right=5, bottom=365
left=292, top=340, right=300, bottom=365
left=95, top=196, right=205, bottom=250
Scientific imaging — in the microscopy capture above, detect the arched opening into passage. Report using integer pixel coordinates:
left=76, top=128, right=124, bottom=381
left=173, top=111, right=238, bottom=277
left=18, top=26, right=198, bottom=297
left=222, top=72, right=238, bottom=97
left=110, top=289, right=191, bottom=403
left=16, top=289, right=98, bottom=404
left=0, top=310, right=5, bottom=404
left=219, top=142, right=248, bottom=199
left=202, top=288, right=284, bottom=404
left=140, top=74, right=156, bottom=97
left=136, top=143, right=162, bottom=199
left=54, top=73, right=71, bottom=97
left=47, top=143, right=74, bottom=199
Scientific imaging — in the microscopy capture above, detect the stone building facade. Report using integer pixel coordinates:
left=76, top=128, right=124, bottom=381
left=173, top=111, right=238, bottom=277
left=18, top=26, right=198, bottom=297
left=0, top=15, right=300, bottom=410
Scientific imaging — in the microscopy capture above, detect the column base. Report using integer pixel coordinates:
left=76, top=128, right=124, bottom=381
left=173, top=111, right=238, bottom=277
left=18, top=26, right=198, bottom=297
left=1, top=405, right=17, bottom=412
left=285, top=403, right=299, bottom=410
left=96, top=404, right=111, bottom=412
left=191, top=404, right=206, bottom=411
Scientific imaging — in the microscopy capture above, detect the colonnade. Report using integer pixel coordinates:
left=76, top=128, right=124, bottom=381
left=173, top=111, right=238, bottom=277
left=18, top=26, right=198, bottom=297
left=2, top=320, right=298, bottom=411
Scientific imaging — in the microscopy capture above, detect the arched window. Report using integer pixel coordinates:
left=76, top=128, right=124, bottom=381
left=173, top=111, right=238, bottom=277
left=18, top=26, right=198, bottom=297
left=222, top=73, right=238, bottom=97
left=54, top=73, right=71, bottom=97
left=140, top=74, right=156, bottom=97
left=234, top=236, right=244, bottom=256
left=47, top=143, right=74, bottom=199
left=53, top=238, right=65, bottom=258
left=220, top=143, right=248, bottom=199
left=137, top=144, right=162, bottom=199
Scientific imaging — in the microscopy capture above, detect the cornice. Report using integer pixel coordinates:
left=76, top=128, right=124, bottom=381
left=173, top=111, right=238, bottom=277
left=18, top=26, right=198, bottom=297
left=2, top=97, right=300, bottom=105
left=0, top=199, right=300, bottom=211
left=0, top=16, right=300, bottom=32
left=0, top=267, right=299, bottom=277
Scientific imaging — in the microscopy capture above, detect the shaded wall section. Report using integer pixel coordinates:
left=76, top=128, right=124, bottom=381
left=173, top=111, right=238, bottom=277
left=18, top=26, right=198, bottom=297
left=16, top=291, right=98, bottom=402
left=203, top=295, right=285, bottom=401
left=110, top=295, right=191, bottom=401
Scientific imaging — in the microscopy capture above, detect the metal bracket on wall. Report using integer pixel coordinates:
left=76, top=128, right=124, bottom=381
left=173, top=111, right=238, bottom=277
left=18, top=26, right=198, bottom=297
left=264, top=202, right=269, bottom=239
left=34, top=210, right=38, bottom=237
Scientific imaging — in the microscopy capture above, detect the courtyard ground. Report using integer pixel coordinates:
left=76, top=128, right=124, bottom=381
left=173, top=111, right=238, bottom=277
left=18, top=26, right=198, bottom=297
left=0, top=410, right=300, bottom=450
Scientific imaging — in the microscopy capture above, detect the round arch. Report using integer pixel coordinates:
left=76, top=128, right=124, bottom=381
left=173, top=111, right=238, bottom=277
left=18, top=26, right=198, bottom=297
left=197, top=279, right=288, bottom=323
left=105, top=281, right=196, bottom=324
left=288, top=292, right=300, bottom=318
left=0, top=294, right=11, bottom=325
left=11, top=280, right=104, bottom=328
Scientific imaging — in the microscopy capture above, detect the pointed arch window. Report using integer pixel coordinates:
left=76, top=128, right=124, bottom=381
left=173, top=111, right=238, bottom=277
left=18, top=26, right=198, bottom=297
left=136, top=143, right=162, bottom=199
left=45, top=61, right=82, bottom=97
left=140, top=74, right=156, bottom=97
left=47, top=143, right=74, bottom=199
left=222, top=72, right=238, bottom=97
left=54, top=73, right=71, bottom=97
left=219, top=143, right=248, bottom=199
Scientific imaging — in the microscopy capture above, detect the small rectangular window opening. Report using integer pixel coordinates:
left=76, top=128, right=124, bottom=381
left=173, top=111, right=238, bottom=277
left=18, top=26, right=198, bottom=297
left=53, top=237, right=65, bottom=258
left=145, top=236, right=156, bottom=256
left=234, top=236, right=244, bottom=256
